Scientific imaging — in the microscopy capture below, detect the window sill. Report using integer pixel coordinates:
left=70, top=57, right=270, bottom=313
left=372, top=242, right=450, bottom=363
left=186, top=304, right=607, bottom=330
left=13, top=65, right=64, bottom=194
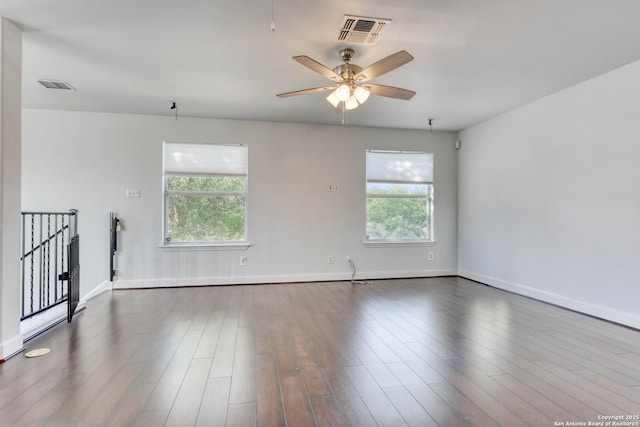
left=159, top=242, right=251, bottom=251
left=363, top=240, right=435, bottom=248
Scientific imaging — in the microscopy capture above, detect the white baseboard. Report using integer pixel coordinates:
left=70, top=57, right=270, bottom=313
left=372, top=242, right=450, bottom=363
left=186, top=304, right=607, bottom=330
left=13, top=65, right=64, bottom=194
left=458, top=269, right=640, bottom=330
left=112, top=269, right=457, bottom=289
left=20, top=304, right=67, bottom=342
left=0, top=334, right=24, bottom=361
left=360, top=269, right=457, bottom=281
left=19, top=281, right=113, bottom=343
left=81, top=280, right=112, bottom=303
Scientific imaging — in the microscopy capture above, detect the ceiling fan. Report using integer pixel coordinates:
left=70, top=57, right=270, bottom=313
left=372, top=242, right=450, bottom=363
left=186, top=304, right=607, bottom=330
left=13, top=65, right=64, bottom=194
left=276, top=48, right=416, bottom=111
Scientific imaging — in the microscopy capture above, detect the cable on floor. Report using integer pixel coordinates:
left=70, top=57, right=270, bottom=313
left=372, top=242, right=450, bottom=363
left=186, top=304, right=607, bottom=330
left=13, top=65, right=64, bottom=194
left=348, top=258, right=371, bottom=284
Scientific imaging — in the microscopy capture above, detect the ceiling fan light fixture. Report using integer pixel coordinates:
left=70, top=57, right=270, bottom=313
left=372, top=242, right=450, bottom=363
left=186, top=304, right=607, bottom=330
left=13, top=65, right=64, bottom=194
left=345, top=95, right=360, bottom=110
left=277, top=49, right=415, bottom=116
left=335, top=84, right=351, bottom=101
left=326, top=91, right=341, bottom=108
left=354, top=86, right=370, bottom=104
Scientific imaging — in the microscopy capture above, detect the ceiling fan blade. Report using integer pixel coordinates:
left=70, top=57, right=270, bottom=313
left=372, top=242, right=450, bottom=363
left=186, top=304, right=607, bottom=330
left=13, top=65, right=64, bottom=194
left=365, top=84, right=416, bottom=100
left=276, top=86, right=335, bottom=98
left=293, top=56, right=341, bottom=82
left=355, top=50, right=414, bottom=82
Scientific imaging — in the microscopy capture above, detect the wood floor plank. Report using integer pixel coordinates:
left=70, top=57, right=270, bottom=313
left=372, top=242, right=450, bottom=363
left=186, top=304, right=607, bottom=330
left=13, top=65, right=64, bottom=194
left=1, top=368, right=73, bottom=426
left=430, top=381, right=499, bottom=427
left=279, top=370, right=316, bottom=426
left=74, top=362, right=146, bottom=426
left=209, top=319, right=239, bottom=378
left=406, top=341, right=526, bottom=427
left=133, top=410, right=169, bottom=427
left=403, top=385, right=469, bottom=427
left=226, top=402, right=257, bottom=427
left=445, top=357, right=554, bottom=426
left=164, top=358, right=212, bottom=426
left=483, top=347, right=598, bottom=420
left=238, top=285, right=256, bottom=329
left=143, top=329, right=203, bottom=411
left=384, top=386, right=439, bottom=427
left=316, top=347, right=378, bottom=426
left=103, top=383, right=156, bottom=427
left=445, top=338, right=505, bottom=376
left=346, top=335, right=402, bottom=389
left=195, top=376, right=232, bottom=427
left=47, top=339, right=146, bottom=422
left=379, top=338, right=446, bottom=385
left=312, top=311, right=362, bottom=368
left=573, top=367, right=640, bottom=401
left=229, top=327, right=257, bottom=404
left=535, top=360, right=640, bottom=415
left=352, top=323, right=402, bottom=364
left=343, top=364, right=407, bottom=426
left=300, top=364, right=331, bottom=397
left=492, top=374, right=580, bottom=422
left=273, top=320, right=298, bottom=373
left=546, top=328, right=640, bottom=376
left=193, top=310, right=225, bottom=359
left=0, top=333, right=94, bottom=405
left=135, top=319, right=192, bottom=385
left=309, top=394, right=349, bottom=427
left=290, top=316, right=334, bottom=398
left=254, top=311, right=274, bottom=355
left=2, top=277, right=640, bottom=426
left=255, top=353, right=285, bottom=427
left=515, top=329, right=640, bottom=386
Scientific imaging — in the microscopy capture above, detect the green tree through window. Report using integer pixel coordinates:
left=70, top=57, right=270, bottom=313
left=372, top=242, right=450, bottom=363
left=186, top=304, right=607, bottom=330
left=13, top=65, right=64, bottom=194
left=366, top=151, right=433, bottom=241
left=163, top=143, right=248, bottom=244
left=166, top=176, right=246, bottom=242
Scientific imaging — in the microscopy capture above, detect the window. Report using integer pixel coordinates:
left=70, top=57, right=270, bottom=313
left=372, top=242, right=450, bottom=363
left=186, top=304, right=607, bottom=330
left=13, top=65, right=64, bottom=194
left=163, top=142, right=248, bottom=244
left=366, top=150, right=434, bottom=242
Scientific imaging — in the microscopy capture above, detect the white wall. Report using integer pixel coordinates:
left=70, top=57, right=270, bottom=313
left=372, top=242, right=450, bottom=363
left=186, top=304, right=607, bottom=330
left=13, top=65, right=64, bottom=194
left=0, top=18, right=23, bottom=360
left=458, top=59, right=640, bottom=328
left=22, top=111, right=458, bottom=297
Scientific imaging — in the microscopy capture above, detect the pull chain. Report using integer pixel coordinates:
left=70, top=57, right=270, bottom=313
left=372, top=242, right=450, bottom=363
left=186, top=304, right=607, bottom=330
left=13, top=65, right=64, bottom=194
left=271, top=0, right=276, bottom=31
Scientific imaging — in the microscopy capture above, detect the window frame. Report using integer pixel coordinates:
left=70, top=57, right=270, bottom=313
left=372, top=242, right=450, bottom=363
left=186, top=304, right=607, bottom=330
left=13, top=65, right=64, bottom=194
left=162, top=142, right=249, bottom=248
left=365, top=150, right=434, bottom=244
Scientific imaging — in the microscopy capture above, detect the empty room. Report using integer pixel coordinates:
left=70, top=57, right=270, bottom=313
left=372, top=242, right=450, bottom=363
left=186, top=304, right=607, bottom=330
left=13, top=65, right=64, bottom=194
left=1, top=1, right=639, bottom=426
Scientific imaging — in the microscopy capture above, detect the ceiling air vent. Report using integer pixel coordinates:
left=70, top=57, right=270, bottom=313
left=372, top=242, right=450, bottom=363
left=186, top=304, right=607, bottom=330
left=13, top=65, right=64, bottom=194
left=338, top=15, right=391, bottom=45
left=37, top=80, right=75, bottom=90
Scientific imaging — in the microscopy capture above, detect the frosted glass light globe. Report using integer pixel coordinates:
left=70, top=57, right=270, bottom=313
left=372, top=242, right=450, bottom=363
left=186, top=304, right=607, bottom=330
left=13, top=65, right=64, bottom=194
left=335, top=84, right=350, bottom=101
left=354, top=86, right=370, bottom=104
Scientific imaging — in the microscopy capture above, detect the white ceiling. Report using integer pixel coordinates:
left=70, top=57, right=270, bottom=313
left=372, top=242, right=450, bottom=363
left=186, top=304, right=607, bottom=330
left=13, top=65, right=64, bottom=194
left=2, top=0, right=640, bottom=131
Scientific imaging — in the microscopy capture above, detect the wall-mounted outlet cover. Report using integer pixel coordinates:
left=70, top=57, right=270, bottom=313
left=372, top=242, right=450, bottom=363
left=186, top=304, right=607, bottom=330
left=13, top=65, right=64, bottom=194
left=126, top=189, right=140, bottom=198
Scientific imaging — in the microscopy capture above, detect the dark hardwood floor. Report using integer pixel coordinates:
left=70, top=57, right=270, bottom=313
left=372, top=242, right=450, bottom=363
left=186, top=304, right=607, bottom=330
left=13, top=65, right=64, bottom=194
left=1, top=277, right=639, bottom=426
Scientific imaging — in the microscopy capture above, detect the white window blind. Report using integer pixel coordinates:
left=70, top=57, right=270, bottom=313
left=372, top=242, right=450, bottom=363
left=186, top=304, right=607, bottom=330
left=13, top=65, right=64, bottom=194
left=164, top=143, right=248, bottom=176
left=366, top=151, right=433, bottom=183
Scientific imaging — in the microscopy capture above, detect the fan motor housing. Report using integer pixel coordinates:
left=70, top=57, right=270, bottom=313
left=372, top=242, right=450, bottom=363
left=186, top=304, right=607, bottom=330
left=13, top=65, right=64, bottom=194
left=332, top=63, right=362, bottom=82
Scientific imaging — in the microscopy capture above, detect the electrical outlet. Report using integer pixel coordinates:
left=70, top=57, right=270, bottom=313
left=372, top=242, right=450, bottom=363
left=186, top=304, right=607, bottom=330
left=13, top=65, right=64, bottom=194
left=126, top=189, right=140, bottom=198
left=346, top=256, right=352, bottom=262
left=240, top=256, right=248, bottom=266
left=328, top=255, right=334, bottom=264
left=428, top=251, right=434, bottom=261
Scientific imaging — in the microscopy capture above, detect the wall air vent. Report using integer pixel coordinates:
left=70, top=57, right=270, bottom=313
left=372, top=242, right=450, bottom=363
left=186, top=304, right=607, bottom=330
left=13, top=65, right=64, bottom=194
left=338, top=15, right=391, bottom=45
left=37, top=80, right=76, bottom=90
